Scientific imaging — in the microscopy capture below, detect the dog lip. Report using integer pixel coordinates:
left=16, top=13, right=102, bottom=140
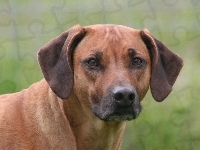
left=104, top=113, right=136, bottom=121
left=98, top=107, right=140, bottom=121
left=113, top=108, right=135, bottom=117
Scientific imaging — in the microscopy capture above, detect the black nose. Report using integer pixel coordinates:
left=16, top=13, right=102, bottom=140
left=113, top=86, right=135, bottom=107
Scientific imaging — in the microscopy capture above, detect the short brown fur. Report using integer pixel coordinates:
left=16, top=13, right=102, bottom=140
left=0, top=24, right=183, bottom=150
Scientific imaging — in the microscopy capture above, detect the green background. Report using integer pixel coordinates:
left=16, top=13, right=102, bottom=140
left=0, top=1, right=200, bottom=149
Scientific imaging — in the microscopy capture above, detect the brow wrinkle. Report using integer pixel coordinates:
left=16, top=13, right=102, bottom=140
left=104, top=26, right=122, bottom=42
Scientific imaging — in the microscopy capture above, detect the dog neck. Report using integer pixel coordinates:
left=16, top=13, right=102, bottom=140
left=62, top=91, right=127, bottom=150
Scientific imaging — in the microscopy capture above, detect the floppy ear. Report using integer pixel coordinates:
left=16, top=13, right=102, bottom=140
left=38, top=25, right=86, bottom=99
left=140, top=29, right=183, bottom=102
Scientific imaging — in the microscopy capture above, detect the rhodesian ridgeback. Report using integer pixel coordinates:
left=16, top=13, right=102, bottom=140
left=0, top=24, right=183, bottom=150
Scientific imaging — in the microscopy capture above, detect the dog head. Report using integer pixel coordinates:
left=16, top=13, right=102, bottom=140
left=38, top=24, right=183, bottom=121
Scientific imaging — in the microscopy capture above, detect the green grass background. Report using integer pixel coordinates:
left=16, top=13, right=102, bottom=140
left=0, top=1, right=200, bottom=149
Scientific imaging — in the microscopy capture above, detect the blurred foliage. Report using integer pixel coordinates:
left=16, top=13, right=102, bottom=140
left=0, top=1, right=200, bottom=150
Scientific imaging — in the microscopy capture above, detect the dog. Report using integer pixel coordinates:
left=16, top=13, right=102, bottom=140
left=0, top=24, right=183, bottom=150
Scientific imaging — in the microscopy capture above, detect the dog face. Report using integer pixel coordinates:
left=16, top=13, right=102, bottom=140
left=73, top=25, right=151, bottom=121
left=38, top=24, right=183, bottom=122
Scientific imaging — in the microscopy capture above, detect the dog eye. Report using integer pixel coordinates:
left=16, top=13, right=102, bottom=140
left=132, top=57, right=143, bottom=67
left=86, top=58, right=100, bottom=68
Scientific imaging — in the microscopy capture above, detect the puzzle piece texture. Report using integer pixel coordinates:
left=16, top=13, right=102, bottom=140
left=0, top=0, right=199, bottom=149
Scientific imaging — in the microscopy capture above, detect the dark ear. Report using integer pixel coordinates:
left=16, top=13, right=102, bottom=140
left=38, top=25, right=86, bottom=99
left=140, top=29, right=183, bottom=102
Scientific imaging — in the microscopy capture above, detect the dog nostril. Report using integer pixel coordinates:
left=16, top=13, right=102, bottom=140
left=129, top=93, right=135, bottom=101
left=114, top=92, right=124, bottom=101
left=113, top=86, right=136, bottom=107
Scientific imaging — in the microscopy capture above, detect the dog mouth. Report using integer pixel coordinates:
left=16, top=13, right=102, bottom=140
left=93, top=104, right=141, bottom=122
left=103, top=109, right=137, bottom=121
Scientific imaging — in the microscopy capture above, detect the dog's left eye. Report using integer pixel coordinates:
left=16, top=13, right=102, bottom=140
left=132, top=57, right=143, bottom=67
left=85, top=58, right=100, bottom=69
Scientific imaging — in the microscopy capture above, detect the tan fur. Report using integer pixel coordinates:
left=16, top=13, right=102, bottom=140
left=0, top=79, right=125, bottom=149
left=0, top=24, right=183, bottom=150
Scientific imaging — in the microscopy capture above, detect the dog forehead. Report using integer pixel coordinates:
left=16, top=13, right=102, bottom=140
left=84, top=24, right=140, bottom=38
left=85, top=24, right=138, bottom=31
left=85, top=25, right=145, bottom=47
left=74, top=24, right=149, bottom=59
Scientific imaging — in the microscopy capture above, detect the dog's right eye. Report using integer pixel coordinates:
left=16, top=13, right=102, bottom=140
left=87, top=58, right=98, bottom=66
left=85, top=58, right=100, bottom=69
